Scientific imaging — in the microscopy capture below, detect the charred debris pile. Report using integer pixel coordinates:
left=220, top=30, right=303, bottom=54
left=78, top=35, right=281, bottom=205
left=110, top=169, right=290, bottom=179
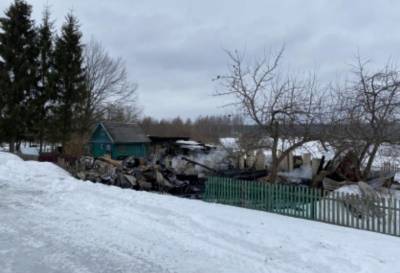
left=75, top=155, right=206, bottom=198
left=68, top=137, right=398, bottom=198
left=71, top=138, right=268, bottom=198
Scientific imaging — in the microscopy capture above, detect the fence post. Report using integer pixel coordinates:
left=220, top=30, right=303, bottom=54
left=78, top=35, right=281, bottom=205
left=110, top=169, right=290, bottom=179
left=310, top=188, right=316, bottom=220
left=394, top=199, right=396, bottom=236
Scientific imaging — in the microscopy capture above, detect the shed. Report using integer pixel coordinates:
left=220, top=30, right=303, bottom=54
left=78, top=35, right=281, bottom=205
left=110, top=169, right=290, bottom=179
left=89, top=121, right=150, bottom=159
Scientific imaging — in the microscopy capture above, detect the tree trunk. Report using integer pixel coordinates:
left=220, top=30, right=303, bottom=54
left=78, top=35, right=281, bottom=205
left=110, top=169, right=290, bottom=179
left=269, top=137, right=279, bottom=183
left=39, top=136, right=43, bottom=154
left=362, top=144, right=379, bottom=180
left=39, top=121, right=44, bottom=154
left=9, top=139, right=15, bottom=153
left=358, top=143, right=370, bottom=163
left=356, top=143, right=371, bottom=177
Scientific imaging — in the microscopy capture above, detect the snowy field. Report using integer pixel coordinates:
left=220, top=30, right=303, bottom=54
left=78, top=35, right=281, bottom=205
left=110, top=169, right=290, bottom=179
left=0, top=152, right=399, bottom=273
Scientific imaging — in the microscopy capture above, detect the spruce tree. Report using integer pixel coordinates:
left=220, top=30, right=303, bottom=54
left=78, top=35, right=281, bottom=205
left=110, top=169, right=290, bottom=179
left=32, top=7, right=54, bottom=153
left=0, top=0, right=38, bottom=152
left=53, top=13, right=87, bottom=150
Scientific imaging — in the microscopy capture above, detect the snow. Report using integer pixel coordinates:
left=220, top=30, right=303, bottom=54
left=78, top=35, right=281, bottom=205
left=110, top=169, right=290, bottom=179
left=336, top=184, right=400, bottom=200
left=0, top=142, right=53, bottom=155
left=293, top=141, right=335, bottom=160
left=1, top=152, right=400, bottom=273
left=20, top=145, right=40, bottom=156
left=219, top=138, right=335, bottom=160
left=219, top=137, right=239, bottom=150
left=0, top=145, right=8, bottom=152
left=176, top=140, right=200, bottom=146
left=371, top=144, right=400, bottom=171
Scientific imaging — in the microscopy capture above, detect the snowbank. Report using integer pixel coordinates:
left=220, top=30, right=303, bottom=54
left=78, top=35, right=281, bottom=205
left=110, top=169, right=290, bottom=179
left=336, top=183, right=400, bottom=200
left=0, top=152, right=399, bottom=273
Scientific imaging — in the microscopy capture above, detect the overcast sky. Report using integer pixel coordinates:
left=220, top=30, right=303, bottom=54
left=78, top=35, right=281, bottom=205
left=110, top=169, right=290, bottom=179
left=1, top=0, right=400, bottom=119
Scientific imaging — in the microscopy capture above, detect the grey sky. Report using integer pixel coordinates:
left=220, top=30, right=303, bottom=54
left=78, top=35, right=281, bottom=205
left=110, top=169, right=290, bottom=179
left=1, top=0, right=400, bottom=119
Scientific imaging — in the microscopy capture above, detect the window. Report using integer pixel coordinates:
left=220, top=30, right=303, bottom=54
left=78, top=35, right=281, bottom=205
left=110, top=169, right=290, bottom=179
left=100, top=144, right=111, bottom=152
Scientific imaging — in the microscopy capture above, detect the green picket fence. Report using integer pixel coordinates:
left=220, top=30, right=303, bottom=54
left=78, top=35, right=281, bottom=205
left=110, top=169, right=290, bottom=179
left=203, top=176, right=400, bottom=237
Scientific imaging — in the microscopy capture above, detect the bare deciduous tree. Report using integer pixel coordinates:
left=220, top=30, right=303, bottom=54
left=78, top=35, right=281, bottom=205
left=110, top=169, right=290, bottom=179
left=103, top=102, right=141, bottom=123
left=216, top=48, right=325, bottom=182
left=82, top=39, right=139, bottom=130
left=329, top=57, right=400, bottom=180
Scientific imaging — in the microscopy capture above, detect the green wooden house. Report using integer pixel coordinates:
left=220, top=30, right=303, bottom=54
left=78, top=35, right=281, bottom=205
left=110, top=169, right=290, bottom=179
left=89, top=121, right=150, bottom=159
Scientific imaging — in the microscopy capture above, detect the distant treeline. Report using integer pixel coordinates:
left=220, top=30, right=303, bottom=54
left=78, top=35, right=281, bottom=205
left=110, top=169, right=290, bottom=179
left=140, top=115, right=245, bottom=143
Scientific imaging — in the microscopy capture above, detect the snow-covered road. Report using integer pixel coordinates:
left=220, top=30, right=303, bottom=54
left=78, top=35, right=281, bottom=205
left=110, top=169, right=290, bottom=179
left=0, top=152, right=399, bottom=273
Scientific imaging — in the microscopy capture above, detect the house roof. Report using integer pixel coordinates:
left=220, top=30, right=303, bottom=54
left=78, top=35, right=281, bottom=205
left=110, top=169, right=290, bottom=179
left=100, top=121, right=151, bottom=143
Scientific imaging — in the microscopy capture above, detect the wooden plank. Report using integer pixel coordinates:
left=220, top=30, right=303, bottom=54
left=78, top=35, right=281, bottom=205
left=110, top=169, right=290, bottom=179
left=350, top=194, right=355, bottom=228
left=221, top=177, right=225, bottom=204
left=311, top=188, right=316, bottom=220
left=230, top=177, right=234, bottom=205
left=376, top=197, right=381, bottom=233
left=260, top=182, right=264, bottom=210
left=285, top=186, right=289, bottom=215
left=215, top=177, right=219, bottom=201
left=298, top=186, right=302, bottom=218
left=245, top=179, right=249, bottom=207
left=276, top=183, right=280, bottom=213
left=227, top=177, right=230, bottom=205
left=227, top=178, right=230, bottom=204
left=270, top=183, right=273, bottom=211
left=305, top=187, right=309, bottom=218
left=317, top=189, right=321, bottom=221
left=322, top=191, right=326, bottom=222
left=301, top=186, right=305, bottom=218
left=222, top=177, right=225, bottom=203
left=262, top=182, right=266, bottom=211
left=250, top=180, right=255, bottom=209
left=278, top=183, right=282, bottom=212
left=339, top=192, right=344, bottom=226
left=292, top=186, right=296, bottom=217
left=235, top=176, right=242, bottom=205
left=382, top=197, right=387, bottom=234
left=328, top=192, right=332, bottom=223
left=388, top=198, right=392, bottom=235
left=371, top=196, right=376, bottom=232
left=216, top=177, right=220, bottom=201
left=394, top=200, right=400, bottom=236
left=366, top=195, right=370, bottom=231
left=286, top=184, right=289, bottom=215
left=345, top=193, right=350, bottom=228
left=212, top=177, right=216, bottom=201
left=211, top=177, right=215, bottom=201
left=335, top=191, right=340, bottom=225
left=394, top=199, right=398, bottom=236
left=219, top=177, right=223, bottom=203
left=356, top=195, right=360, bottom=230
